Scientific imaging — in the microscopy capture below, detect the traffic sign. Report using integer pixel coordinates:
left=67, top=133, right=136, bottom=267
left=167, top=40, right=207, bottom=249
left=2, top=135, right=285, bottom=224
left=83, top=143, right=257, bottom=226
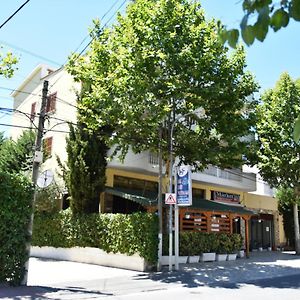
left=165, top=193, right=176, bottom=204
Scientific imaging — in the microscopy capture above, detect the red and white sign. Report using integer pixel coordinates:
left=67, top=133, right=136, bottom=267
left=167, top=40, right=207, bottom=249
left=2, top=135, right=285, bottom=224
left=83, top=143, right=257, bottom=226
left=165, top=193, right=176, bottom=205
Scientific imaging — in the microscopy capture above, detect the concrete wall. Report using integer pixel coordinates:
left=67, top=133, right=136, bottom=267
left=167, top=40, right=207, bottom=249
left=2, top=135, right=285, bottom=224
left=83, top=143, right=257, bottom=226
left=30, top=246, right=148, bottom=272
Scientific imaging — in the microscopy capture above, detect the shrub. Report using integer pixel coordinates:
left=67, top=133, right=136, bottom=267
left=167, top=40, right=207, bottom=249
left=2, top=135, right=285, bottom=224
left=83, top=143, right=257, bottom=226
left=32, top=210, right=158, bottom=264
left=230, top=233, right=243, bottom=252
left=216, top=233, right=231, bottom=254
left=0, top=172, right=34, bottom=285
left=34, top=185, right=61, bottom=213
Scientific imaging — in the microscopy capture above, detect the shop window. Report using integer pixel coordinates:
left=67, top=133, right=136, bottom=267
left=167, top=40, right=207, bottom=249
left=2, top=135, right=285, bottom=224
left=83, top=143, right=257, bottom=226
left=192, top=188, right=205, bottom=199
left=46, top=92, right=57, bottom=113
left=114, top=175, right=158, bottom=193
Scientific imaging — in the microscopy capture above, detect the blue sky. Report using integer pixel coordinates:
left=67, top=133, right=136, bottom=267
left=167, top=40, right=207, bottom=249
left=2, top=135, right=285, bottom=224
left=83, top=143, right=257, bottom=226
left=1, top=0, right=299, bottom=136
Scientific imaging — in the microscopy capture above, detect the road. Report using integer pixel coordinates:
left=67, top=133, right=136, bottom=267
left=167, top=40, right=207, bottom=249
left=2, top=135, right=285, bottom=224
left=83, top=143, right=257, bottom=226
left=1, top=252, right=300, bottom=299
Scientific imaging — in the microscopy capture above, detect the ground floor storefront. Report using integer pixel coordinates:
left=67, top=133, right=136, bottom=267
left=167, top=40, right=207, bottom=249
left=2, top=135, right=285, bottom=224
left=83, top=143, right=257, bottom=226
left=101, top=168, right=285, bottom=253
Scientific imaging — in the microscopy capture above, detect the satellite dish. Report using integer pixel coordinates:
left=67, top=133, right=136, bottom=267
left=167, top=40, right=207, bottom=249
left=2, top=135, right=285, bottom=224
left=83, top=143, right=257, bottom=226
left=37, top=169, right=54, bottom=188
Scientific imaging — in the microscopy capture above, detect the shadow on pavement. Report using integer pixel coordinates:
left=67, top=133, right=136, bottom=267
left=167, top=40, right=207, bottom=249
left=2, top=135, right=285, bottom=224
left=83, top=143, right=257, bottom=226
left=135, top=251, right=300, bottom=290
left=0, top=285, right=113, bottom=299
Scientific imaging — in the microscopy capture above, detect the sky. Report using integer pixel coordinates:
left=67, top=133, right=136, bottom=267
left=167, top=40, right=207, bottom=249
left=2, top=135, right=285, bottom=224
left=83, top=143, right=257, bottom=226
left=1, top=0, right=299, bottom=136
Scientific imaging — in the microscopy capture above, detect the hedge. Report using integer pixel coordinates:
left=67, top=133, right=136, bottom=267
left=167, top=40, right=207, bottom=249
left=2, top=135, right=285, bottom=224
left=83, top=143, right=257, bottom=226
left=32, top=209, right=159, bottom=264
left=0, top=172, right=34, bottom=286
left=163, top=231, right=243, bottom=256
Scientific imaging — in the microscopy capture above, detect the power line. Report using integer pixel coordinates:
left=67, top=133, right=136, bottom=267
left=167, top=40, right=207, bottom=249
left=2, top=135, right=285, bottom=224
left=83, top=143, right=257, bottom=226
left=48, top=0, right=128, bottom=91
left=0, top=122, right=70, bottom=134
left=0, top=0, right=31, bottom=29
left=0, top=86, right=79, bottom=110
left=0, top=40, right=61, bottom=66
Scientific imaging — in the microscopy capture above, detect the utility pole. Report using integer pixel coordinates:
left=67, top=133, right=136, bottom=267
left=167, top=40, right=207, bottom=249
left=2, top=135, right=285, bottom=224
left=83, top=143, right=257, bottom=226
left=22, top=80, right=48, bottom=285
left=157, top=126, right=163, bottom=271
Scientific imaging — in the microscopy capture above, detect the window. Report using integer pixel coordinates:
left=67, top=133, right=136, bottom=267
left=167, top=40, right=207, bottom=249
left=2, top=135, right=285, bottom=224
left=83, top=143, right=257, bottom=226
left=30, top=102, right=36, bottom=121
left=43, top=137, right=53, bottom=159
left=114, top=175, right=158, bottom=192
left=46, top=92, right=57, bottom=113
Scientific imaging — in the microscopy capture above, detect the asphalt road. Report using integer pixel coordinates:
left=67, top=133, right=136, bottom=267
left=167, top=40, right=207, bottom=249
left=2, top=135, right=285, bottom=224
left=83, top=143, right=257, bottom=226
left=1, top=251, right=300, bottom=299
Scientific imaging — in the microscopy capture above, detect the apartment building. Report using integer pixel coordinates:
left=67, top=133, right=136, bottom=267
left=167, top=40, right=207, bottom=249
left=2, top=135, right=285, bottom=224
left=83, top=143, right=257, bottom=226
left=11, top=64, right=286, bottom=253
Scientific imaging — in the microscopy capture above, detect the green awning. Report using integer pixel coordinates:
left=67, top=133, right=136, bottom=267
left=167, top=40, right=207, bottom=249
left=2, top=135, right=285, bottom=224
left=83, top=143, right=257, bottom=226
left=105, top=187, right=254, bottom=215
left=192, top=198, right=255, bottom=215
left=105, top=187, right=157, bottom=207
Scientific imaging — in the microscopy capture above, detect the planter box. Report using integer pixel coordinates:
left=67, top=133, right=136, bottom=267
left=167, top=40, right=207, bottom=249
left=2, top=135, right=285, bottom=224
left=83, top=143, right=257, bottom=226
left=237, top=250, right=245, bottom=258
left=188, top=256, right=200, bottom=263
left=216, top=254, right=228, bottom=261
left=227, top=253, right=237, bottom=261
left=200, top=252, right=216, bottom=262
left=178, top=256, right=188, bottom=264
left=30, top=246, right=147, bottom=271
left=161, top=256, right=188, bottom=265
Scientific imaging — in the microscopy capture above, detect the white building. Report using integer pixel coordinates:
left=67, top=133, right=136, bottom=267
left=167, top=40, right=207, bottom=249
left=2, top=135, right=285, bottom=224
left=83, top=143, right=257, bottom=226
left=11, top=64, right=285, bottom=251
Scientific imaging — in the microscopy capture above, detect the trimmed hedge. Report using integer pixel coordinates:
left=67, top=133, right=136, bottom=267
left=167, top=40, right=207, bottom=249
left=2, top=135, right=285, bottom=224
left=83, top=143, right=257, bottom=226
left=0, top=172, right=34, bottom=285
left=32, top=210, right=159, bottom=264
left=164, top=231, right=243, bottom=256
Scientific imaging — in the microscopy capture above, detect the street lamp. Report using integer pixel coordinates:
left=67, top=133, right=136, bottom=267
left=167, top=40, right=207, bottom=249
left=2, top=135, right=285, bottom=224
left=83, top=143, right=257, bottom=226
left=168, top=107, right=205, bottom=271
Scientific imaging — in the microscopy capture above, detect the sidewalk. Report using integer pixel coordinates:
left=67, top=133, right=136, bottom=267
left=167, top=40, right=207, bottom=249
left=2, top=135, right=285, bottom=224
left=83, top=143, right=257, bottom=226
left=1, top=251, right=300, bottom=299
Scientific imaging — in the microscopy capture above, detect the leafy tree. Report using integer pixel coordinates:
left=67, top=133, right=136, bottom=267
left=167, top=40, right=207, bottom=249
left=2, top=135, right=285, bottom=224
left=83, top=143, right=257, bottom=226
left=0, top=130, right=35, bottom=174
left=67, top=0, right=258, bottom=173
left=0, top=132, right=5, bottom=148
left=220, top=0, right=300, bottom=47
left=277, top=187, right=300, bottom=247
left=59, top=123, right=109, bottom=214
left=256, top=73, right=300, bottom=254
left=0, top=47, right=17, bottom=78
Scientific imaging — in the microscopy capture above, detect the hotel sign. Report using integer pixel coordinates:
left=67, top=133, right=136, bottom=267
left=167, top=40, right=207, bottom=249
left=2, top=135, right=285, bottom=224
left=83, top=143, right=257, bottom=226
left=212, top=191, right=240, bottom=204
left=176, top=165, right=192, bottom=206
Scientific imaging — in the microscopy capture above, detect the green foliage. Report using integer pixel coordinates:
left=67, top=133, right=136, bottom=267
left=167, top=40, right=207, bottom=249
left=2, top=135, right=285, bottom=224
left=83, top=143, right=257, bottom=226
left=0, top=172, right=34, bottom=285
left=32, top=210, right=158, bottom=264
left=277, top=187, right=300, bottom=246
left=256, top=72, right=300, bottom=253
left=164, top=231, right=242, bottom=256
left=221, top=0, right=300, bottom=46
left=0, top=48, right=18, bottom=78
left=230, top=233, right=243, bottom=252
left=67, top=0, right=258, bottom=172
left=0, top=130, right=35, bottom=174
left=256, top=73, right=300, bottom=189
left=216, top=233, right=232, bottom=254
left=59, top=123, right=109, bottom=214
left=34, top=184, right=61, bottom=213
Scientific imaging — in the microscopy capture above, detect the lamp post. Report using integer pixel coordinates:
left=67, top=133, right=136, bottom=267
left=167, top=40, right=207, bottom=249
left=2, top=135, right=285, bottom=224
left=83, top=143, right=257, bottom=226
left=168, top=108, right=205, bottom=271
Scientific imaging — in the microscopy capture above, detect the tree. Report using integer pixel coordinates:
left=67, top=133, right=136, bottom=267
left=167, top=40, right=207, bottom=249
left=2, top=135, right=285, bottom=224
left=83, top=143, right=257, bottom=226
left=220, top=0, right=300, bottom=47
left=256, top=73, right=300, bottom=254
left=67, top=0, right=258, bottom=173
left=0, top=130, right=36, bottom=174
left=277, top=187, right=300, bottom=248
left=59, top=123, right=109, bottom=214
left=0, top=47, right=17, bottom=78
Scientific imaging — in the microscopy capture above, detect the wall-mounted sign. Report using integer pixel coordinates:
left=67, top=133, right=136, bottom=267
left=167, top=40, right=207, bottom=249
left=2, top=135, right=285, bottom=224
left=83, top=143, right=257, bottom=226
left=176, top=165, right=192, bottom=206
left=211, top=191, right=240, bottom=204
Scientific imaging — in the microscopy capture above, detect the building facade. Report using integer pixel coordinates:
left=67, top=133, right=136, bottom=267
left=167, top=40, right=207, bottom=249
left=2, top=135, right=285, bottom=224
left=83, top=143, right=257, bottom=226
left=11, top=65, right=286, bottom=253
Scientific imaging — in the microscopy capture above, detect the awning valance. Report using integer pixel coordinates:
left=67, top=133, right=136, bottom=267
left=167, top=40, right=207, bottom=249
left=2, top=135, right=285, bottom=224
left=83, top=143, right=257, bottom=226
left=105, top=187, right=254, bottom=215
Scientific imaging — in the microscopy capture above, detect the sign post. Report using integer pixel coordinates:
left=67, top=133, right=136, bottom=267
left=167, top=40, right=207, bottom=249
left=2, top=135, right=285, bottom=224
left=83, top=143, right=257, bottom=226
left=174, top=165, right=192, bottom=270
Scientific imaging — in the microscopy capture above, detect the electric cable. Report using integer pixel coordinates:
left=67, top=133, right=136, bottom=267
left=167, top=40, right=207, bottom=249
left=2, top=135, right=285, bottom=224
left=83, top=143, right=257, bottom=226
left=0, top=0, right=31, bottom=29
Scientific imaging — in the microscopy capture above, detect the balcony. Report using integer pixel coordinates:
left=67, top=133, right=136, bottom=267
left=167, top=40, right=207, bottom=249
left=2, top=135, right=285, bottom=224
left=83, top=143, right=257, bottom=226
left=108, top=150, right=257, bottom=192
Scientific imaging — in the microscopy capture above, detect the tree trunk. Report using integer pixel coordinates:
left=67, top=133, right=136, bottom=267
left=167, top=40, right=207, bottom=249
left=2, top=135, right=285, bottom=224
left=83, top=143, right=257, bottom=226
left=293, top=202, right=300, bottom=255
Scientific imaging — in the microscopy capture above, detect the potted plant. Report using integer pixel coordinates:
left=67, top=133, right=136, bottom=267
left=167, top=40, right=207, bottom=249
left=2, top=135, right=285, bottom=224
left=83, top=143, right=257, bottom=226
left=178, top=232, right=189, bottom=264
left=187, top=232, right=200, bottom=263
left=216, top=233, right=230, bottom=261
left=227, top=233, right=242, bottom=261
left=200, top=233, right=218, bottom=262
